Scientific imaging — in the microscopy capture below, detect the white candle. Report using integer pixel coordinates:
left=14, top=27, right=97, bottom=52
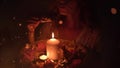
left=46, top=32, right=60, bottom=60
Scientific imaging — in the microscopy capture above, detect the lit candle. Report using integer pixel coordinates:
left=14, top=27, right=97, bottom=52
left=39, top=55, right=47, bottom=61
left=46, top=32, right=60, bottom=60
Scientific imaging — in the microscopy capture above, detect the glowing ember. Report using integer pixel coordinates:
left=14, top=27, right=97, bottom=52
left=39, top=55, right=47, bottom=60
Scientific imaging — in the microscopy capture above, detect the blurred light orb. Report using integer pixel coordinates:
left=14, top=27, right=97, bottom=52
left=59, top=20, right=63, bottom=24
left=111, top=7, right=117, bottom=15
left=18, top=23, right=22, bottom=27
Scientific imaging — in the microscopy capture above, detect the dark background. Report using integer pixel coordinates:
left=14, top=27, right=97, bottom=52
left=0, top=0, right=120, bottom=68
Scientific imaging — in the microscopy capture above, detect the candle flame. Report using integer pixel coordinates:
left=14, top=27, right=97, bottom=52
left=52, top=32, right=54, bottom=38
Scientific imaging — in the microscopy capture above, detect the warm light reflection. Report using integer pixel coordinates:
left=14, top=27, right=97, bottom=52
left=50, top=60, right=54, bottom=62
left=39, top=55, right=47, bottom=60
left=18, top=23, right=22, bottom=27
